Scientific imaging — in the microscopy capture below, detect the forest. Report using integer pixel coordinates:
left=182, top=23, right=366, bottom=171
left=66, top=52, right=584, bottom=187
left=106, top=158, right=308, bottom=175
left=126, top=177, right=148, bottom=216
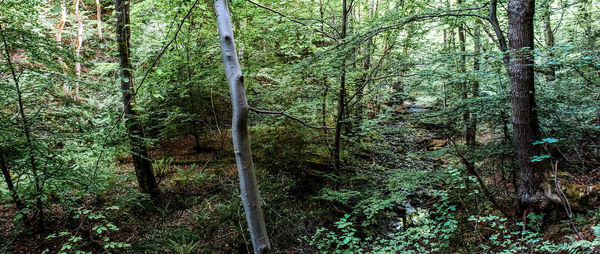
left=1, top=0, right=600, bottom=252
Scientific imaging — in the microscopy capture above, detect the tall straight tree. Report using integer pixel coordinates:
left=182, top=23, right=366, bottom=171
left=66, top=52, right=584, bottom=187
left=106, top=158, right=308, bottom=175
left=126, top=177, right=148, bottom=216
left=214, top=0, right=271, bottom=252
left=114, top=0, right=162, bottom=200
left=334, top=0, right=349, bottom=170
left=74, top=0, right=83, bottom=100
left=507, top=0, right=559, bottom=211
left=543, top=0, right=556, bottom=82
left=56, top=2, right=71, bottom=97
left=457, top=8, right=470, bottom=145
left=467, top=22, right=481, bottom=147
left=95, top=0, right=103, bottom=40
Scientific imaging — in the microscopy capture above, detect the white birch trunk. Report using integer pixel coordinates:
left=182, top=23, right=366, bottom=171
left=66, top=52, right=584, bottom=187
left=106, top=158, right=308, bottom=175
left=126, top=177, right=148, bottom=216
left=214, top=0, right=271, bottom=253
left=74, top=0, right=83, bottom=100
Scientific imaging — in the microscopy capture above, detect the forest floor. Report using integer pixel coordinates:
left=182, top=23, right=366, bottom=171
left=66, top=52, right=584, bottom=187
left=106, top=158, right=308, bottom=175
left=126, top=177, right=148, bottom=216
left=0, top=108, right=455, bottom=253
left=2, top=107, right=598, bottom=253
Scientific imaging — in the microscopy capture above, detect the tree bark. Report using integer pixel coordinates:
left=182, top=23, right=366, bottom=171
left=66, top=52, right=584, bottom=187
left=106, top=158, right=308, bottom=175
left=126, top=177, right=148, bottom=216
left=214, top=0, right=271, bottom=252
left=507, top=0, right=559, bottom=211
left=114, top=0, right=162, bottom=200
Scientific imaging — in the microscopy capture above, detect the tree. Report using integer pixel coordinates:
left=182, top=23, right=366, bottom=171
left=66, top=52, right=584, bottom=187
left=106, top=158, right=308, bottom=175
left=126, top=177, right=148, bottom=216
left=214, top=0, right=271, bottom=252
left=542, top=0, right=556, bottom=82
left=1, top=27, right=45, bottom=231
left=74, top=0, right=83, bottom=100
left=56, top=2, right=71, bottom=97
left=96, top=0, right=103, bottom=40
left=507, top=0, right=559, bottom=211
left=334, top=0, right=349, bottom=170
left=114, top=0, right=162, bottom=200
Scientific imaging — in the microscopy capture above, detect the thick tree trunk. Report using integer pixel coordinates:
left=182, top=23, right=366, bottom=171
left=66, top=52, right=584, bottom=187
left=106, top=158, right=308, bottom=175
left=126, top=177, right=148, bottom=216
left=214, top=0, right=271, bottom=253
left=334, top=0, right=349, bottom=170
left=507, top=0, right=559, bottom=211
left=74, top=0, right=83, bottom=100
left=114, top=0, right=162, bottom=200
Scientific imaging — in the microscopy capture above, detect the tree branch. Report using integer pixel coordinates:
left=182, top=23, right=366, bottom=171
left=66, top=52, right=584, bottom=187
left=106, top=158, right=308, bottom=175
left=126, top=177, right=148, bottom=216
left=445, top=131, right=515, bottom=219
left=245, top=0, right=339, bottom=41
left=135, top=0, right=199, bottom=96
left=249, top=107, right=334, bottom=130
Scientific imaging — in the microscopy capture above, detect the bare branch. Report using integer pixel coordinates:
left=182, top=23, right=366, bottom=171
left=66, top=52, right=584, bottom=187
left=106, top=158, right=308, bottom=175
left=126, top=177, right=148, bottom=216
left=249, top=107, right=334, bottom=130
left=135, top=0, right=199, bottom=96
left=245, top=0, right=339, bottom=41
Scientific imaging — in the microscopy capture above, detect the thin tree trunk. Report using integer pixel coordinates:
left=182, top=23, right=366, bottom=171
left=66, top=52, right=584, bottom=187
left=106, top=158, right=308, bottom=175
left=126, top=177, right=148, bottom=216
left=322, top=80, right=328, bottom=135
left=543, top=1, right=556, bottom=82
left=1, top=29, right=44, bottom=231
left=319, top=0, right=328, bottom=135
left=457, top=8, right=470, bottom=145
left=0, top=152, right=30, bottom=228
left=56, top=3, right=71, bottom=97
left=96, top=0, right=103, bottom=40
left=507, top=0, right=559, bottom=211
left=467, top=23, right=481, bottom=147
left=74, top=0, right=83, bottom=100
left=214, top=0, right=271, bottom=252
left=114, top=0, right=162, bottom=200
left=489, top=0, right=509, bottom=66
left=334, top=0, right=349, bottom=170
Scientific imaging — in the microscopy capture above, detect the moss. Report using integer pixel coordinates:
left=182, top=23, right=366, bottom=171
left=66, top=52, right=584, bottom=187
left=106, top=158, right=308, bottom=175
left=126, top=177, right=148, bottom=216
left=561, top=182, right=600, bottom=210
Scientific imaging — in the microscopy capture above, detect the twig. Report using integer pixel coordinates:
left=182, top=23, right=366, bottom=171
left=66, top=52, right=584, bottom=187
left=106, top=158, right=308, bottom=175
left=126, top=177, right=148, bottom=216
left=246, top=0, right=307, bottom=26
left=552, top=161, right=585, bottom=241
left=249, top=107, right=334, bottom=130
left=245, top=0, right=339, bottom=41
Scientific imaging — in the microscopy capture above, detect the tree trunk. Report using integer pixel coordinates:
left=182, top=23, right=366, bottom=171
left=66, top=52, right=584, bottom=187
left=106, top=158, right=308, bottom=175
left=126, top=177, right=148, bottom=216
left=543, top=1, right=556, bottom=82
left=467, top=23, right=481, bottom=147
left=74, top=0, right=83, bottom=100
left=507, top=0, right=559, bottom=211
left=489, top=0, right=509, bottom=66
left=96, top=0, right=103, bottom=40
left=1, top=29, right=44, bottom=231
left=56, top=3, right=71, bottom=97
left=457, top=11, right=470, bottom=145
left=0, top=152, right=30, bottom=228
left=334, top=0, right=349, bottom=170
left=114, top=0, right=162, bottom=201
left=214, top=0, right=271, bottom=253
